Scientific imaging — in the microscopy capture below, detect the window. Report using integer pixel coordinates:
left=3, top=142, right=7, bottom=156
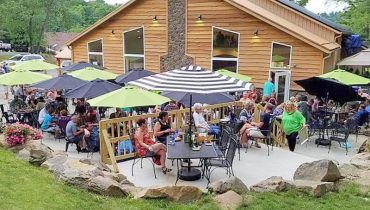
left=124, top=27, right=144, bottom=72
left=212, top=27, right=240, bottom=72
left=87, top=39, right=104, bottom=66
left=270, top=42, right=292, bottom=69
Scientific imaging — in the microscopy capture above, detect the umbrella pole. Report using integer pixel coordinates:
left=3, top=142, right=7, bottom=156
left=189, top=94, right=193, bottom=133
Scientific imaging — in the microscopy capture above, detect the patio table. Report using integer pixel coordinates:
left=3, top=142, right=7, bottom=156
left=167, top=140, right=218, bottom=185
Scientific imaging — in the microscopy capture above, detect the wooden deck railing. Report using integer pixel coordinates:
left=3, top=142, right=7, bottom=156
left=99, top=101, right=286, bottom=172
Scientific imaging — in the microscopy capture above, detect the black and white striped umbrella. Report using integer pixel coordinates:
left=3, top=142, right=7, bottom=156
left=128, top=65, right=253, bottom=93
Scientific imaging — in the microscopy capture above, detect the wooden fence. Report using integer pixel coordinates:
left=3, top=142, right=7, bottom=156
left=98, top=101, right=285, bottom=172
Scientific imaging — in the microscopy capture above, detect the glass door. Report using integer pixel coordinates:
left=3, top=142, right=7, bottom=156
left=270, top=71, right=291, bottom=103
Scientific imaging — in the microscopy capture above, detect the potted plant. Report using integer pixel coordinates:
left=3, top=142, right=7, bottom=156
left=2, top=123, right=42, bottom=147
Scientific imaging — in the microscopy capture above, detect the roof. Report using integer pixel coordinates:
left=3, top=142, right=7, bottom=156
left=276, top=0, right=351, bottom=34
left=45, top=32, right=78, bottom=51
left=227, top=0, right=340, bottom=53
left=337, top=48, right=370, bottom=66
left=67, top=0, right=341, bottom=52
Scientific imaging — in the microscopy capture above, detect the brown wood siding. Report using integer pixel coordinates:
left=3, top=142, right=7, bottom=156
left=187, top=0, right=324, bottom=89
left=71, top=0, right=167, bottom=74
left=250, top=0, right=338, bottom=42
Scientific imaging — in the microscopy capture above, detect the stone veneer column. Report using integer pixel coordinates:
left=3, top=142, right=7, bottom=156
left=160, top=0, right=193, bottom=71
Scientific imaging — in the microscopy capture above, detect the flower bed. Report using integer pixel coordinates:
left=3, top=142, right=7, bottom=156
left=2, top=123, right=42, bottom=146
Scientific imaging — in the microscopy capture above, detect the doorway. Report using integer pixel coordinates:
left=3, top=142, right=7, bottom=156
left=269, top=70, right=291, bottom=103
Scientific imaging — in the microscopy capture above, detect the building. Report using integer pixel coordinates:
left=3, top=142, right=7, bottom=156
left=66, top=0, right=349, bottom=101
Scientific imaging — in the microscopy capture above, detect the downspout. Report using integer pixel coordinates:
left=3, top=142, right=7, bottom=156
left=322, top=52, right=332, bottom=74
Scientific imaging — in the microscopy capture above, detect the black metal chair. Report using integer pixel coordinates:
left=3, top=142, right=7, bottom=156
left=346, top=118, right=360, bottom=142
left=246, top=117, right=275, bottom=156
left=328, top=124, right=350, bottom=155
left=214, top=128, right=231, bottom=157
left=207, top=136, right=237, bottom=178
left=131, top=151, right=157, bottom=179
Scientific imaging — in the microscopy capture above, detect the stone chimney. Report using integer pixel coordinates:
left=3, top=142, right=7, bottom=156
left=160, top=0, right=193, bottom=71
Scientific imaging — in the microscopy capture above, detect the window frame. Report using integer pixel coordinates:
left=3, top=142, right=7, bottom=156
left=211, top=26, right=240, bottom=73
left=122, top=26, right=145, bottom=73
left=87, top=38, right=104, bottom=67
left=270, top=41, right=293, bottom=69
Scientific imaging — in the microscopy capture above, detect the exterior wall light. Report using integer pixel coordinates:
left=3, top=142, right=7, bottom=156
left=253, top=30, right=259, bottom=38
left=153, top=16, right=158, bottom=22
left=197, top=15, right=202, bottom=21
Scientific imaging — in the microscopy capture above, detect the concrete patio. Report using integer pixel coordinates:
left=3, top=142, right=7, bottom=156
left=41, top=132, right=367, bottom=190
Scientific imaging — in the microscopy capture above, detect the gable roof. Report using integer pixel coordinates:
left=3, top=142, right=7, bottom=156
left=276, top=0, right=351, bottom=34
left=67, top=0, right=342, bottom=53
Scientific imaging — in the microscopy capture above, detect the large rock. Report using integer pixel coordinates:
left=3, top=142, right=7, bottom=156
left=135, top=186, right=203, bottom=202
left=293, top=180, right=336, bottom=197
left=208, top=176, right=249, bottom=195
left=358, top=139, right=370, bottom=153
left=57, top=159, right=104, bottom=189
left=250, top=176, right=293, bottom=193
left=213, top=190, right=244, bottom=210
left=87, top=176, right=129, bottom=197
left=41, top=155, right=68, bottom=173
left=293, top=160, right=342, bottom=182
left=350, top=153, right=370, bottom=170
left=14, top=140, right=53, bottom=166
left=338, top=163, right=363, bottom=179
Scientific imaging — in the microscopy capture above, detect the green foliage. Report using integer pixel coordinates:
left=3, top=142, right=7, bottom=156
left=0, top=0, right=117, bottom=52
left=290, top=0, right=309, bottom=7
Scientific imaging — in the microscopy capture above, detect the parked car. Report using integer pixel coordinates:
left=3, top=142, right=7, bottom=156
left=0, top=41, right=11, bottom=51
left=60, top=60, right=72, bottom=68
left=1, top=53, right=44, bottom=66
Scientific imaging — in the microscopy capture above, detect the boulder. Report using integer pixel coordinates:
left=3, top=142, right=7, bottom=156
left=250, top=176, right=293, bottom=193
left=293, top=160, right=342, bottom=182
left=350, top=153, right=370, bottom=170
left=41, top=155, right=68, bottom=173
left=13, top=140, right=53, bottom=166
left=358, top=138, right=370, bottom=153
left=338, top=163, right=363, bottom=179
left=293, top=180, right=336, bottom=197
left=87, top=176, right=128, bottom=197
left=57, top=159, right=104, bottom=189
left=213, top=190, right=243, bottom=210
left=102, top=171, right=127, bottom=183
left=135, top=186, right=203, bottom=202
left=79, top=158, right=112, bottom=172
left=208, top=176, right=249, bottom=195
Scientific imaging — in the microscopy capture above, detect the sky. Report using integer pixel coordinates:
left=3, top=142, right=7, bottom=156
left=103, top=0, right=348, bottom=14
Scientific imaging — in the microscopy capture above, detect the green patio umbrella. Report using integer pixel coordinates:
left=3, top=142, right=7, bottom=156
left=0, top=69, right=52, bottom=85
left=87, top=86, right=170, bottom=108
left=216, top=69, right=252, bottom=82
left=68, top=67, right=118, bottom=81
left=272, top=55, right=286, bottom=62
left=319, top=69, right=370, bottom=86
left=10, top=60, right=58, bottom=71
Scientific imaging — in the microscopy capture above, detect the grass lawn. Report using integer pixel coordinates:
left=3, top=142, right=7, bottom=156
left=0, top=147, right=370, bottom=210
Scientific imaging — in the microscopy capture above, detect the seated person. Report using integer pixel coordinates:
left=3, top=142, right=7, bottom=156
left=347, top=104, right=368, bottom=126
left=57, top=110, right=71, bottom=133
left=241, top=103, right=274, bottom=148
left=26, top=95, right=37, bottom=109
left=86, top=106, right=98, bottom=123
left=154, top=111, right=173, bottom=144
left=9, top=96, right=27, bottom=113
left=193, top=103, right=220, bottom=135
left=239, top=101, right=254, bottom=146
left=66, top=115, right=86, bottom=152
left=163, top=100, right=179, bottom=111
left=75, top=99, right=87, bottom=116
left=134, top=118, right=171, bottom=174
left=41, top=108, right=59, bottom=132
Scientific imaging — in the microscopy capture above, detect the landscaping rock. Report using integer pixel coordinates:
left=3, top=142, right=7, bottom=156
left=250, top=176, right=293, bottom=193
left=338, top=163, right=363, bottom=179
left=350, top=153, right=370, bottom=170
left=135, top=186, right=203, bottom=202
left=87, top=176, right=128, bottom=197
left=102, top=171, right=128, bottom=183
left=208, top=176, right=249, bottom=195
left=293, top=180, right=335, bottom=197
left=358, top=139, right=370, bottom=153
left=293, top=160, right=342, bottom=182
left=243, top=194, right=256, bottom=207
left=213, top=190, right=243, bottom=210
left=41, top=154, right=68, bottom=173
left=13, top=140, right=53, bottom=166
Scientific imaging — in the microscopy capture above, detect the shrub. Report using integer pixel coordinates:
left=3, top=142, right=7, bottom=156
left=2, top=123, right=42, bottom=146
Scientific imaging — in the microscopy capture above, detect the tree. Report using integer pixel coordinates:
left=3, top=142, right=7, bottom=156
left=290, top=0, right=309, bottom=7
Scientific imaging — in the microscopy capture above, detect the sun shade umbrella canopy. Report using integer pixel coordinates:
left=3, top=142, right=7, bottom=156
left=67, top=67, right=118, bottom=81
left=162, top=91, right=235, bottom=107
left=31, top=74, right=87, bottom=90
left=61, top=61, right=105, bottom=71
left=87, top=86, right=170, bottom=108
left=64, top=79, right=121, bottom=99
left=216, top=69, right=252, bottom=82
left=295, top=77, right=361, bottom=104
left=0, top=69, right=52, bottom=85
left=115, top=69, right=156, bottom=85
left=10, top=60, right=58, bottom=71
left=128, top=65, right=253, bottom=94
left=318, top=69, right=370, bottom=86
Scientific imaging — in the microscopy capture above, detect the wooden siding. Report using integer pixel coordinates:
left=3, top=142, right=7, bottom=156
left=250, top=0, right=339, bottom=42
left=187, top=0, right=324, bottom=89
left=71, top=0, right=167, bottom=74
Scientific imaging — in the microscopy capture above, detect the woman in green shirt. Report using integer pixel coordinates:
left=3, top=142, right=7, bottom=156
left=282, top=101, right=306, bottom=152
